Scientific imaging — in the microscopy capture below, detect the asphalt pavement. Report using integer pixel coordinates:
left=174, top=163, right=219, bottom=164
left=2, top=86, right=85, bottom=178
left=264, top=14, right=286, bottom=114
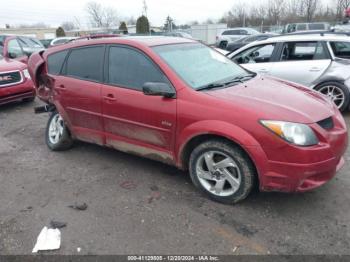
left=0, top=100, right=349, bottom=255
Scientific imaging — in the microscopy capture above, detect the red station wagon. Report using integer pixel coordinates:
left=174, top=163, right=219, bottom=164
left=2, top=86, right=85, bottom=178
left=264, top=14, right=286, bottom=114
left=28, top=36, right=348, bottom=204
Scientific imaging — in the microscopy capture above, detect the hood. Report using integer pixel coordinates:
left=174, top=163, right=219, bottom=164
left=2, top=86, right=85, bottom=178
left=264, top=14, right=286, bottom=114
left=0, top=58, right=26, bottom=72
left=205, top=76, right=335, bottom=124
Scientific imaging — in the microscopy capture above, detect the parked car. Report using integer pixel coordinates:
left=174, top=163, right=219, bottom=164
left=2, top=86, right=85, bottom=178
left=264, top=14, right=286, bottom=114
left=50, top=37, right=77, bottom=47
left=28, top=36, right=347, bottom=204
left=0, top=54, right=35, bottom=105
left=40, top=39, right=53, bottom=48
left=228, top=33, right=350, bottom=112
left=226, top=33, right=277, bottom=52
left=0, top=35, right=45, bottom=64
left=216, top=28, right=259, bottom=49
left=282, top=23, right=331, bottom=34
left=165, top=31, right=194, bottom=39
left=333, top=23, right=350, bottom=33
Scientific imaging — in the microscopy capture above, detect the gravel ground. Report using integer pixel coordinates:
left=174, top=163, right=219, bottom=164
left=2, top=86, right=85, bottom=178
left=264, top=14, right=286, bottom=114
left=0, top=99, right=349, bottom=255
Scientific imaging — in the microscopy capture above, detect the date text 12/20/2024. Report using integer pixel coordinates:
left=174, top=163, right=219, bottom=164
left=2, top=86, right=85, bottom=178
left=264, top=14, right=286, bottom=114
left=127, top=256, right=220, bottom=261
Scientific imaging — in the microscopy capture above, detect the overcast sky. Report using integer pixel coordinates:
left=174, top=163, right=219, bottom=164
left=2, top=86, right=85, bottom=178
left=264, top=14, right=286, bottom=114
left=0, top=0, right=242, bottom=28
left=1, top=0, right=335, bottom=29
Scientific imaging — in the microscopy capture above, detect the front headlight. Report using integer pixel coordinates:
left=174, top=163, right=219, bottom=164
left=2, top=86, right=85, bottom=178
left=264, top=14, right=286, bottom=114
left=23, top=69, right=31, bottom=79
left=260, top=120, right=319, bottom=146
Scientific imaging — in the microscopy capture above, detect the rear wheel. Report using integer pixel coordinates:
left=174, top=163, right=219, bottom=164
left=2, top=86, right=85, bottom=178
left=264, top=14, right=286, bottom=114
left=46, top=111, right=73, bottom=151
left=315, top=81, right=350, bottom=112
left=189, top=140, right=256, bottom=204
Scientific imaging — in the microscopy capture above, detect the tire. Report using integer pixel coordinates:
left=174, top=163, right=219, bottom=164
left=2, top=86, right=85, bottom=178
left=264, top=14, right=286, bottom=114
left=46, top=111, right=73, bottom=151
left=189, top=139, right=256, bottom=204
left=219, top=41, right=228, bottom=49
left=23, top=96, right=35, bottom=103
left=314, top=81, right=350, bottom=112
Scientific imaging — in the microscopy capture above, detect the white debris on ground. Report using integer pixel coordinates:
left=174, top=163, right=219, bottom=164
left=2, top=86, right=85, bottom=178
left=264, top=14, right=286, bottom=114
left=32, top=227, right=61, bottom=253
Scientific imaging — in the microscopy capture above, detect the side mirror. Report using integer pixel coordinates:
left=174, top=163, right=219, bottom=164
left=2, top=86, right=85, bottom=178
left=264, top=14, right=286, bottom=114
left=252, top=51, right=260, bottom=58
left=143, top=82, right=176, bottom=98
left=8, top=52, right=17, bottom=59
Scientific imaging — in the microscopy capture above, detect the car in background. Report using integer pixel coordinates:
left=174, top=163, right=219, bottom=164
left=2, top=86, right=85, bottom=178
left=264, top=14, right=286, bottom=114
left=0, top=53, right=35, bottom=105
left=0, top=35, right=45, bottom=64
left=165, top=31, right=194, bottom=39
left=50, top=37, right=77, bottom=47
left=333, top=23, right=350, bottom=33
left=216, top=28, right=259, bottom=49
left=228, top=33, right=350, bottom=112
left=282, top=22, right=331, bottom=34
left=226, top=33, right=277, bottom=52
left=40, top=39, right=53, bottom=48
left=28, top=36, right=347, bottom=204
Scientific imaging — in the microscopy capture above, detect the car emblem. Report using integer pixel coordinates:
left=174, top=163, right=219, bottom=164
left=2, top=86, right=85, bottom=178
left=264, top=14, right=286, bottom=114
left=0, top=75, right=12, bottom=81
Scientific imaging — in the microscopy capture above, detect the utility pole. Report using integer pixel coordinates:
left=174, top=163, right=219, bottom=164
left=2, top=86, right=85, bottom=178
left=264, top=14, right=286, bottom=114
left=142, top=0, right=148, bottom=17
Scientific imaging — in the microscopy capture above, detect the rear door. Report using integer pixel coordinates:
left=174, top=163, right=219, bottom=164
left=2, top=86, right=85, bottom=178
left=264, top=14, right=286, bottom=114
left=269, top=41, right=331, bottom=86
left=54, top=45, right=105, bottom=145
left=230, top=43, right=278, bottom=75
left=101, top=45, right=176, bottom=162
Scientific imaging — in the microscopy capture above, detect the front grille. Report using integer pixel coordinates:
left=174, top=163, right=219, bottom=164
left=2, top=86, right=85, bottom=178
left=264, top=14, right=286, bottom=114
left=317, top=117, right=334, bottom=130
left=0, top=71, right=22, bottom=87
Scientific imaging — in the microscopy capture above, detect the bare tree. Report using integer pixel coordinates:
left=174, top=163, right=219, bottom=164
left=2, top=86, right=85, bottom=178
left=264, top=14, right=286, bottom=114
left=267, top=0, right=285, bottom=25
left=300, top=0, right=319, bottom=22
left=61, top=21, right=76, bottom=31
left=86, top=1, right=118, bottom=28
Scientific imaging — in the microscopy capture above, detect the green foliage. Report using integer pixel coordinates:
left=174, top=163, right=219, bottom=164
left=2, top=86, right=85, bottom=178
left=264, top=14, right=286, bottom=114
left=136, top=15, right=150, bottom=34
left=119, top=21, right=128, bottom=34
left=56, top=27, right=66, bottom=37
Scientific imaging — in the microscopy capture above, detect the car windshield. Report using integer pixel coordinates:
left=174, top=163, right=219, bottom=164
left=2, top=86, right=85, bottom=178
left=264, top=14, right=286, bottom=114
left=153, top=43, right=250, bottom=90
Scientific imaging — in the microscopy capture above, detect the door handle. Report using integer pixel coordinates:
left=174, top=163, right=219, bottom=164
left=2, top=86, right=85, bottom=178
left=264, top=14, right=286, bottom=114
left=56, top=84, right=66, bottom=89
left=103, top=94, right=117, bottom=102
left=310, top=67, right=321, bottom=72
left=259, top=69, right=269, bottom=73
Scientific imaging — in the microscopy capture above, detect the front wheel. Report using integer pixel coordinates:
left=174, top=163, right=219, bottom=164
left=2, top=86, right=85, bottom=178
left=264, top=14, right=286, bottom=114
left=189, top=140, right=256, bottom=204
left=315, top=82, right=350, bottom=112
left=46, top=111, right=73, bottom=151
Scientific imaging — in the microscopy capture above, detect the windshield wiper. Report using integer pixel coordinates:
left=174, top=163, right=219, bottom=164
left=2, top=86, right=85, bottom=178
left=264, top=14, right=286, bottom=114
left=196, top=82, right=226, bottom=91
left=196, top=73, right=256, bottom=92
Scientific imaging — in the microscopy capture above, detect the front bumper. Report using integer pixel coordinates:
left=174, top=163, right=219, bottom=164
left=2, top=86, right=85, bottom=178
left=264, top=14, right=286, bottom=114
left=249, top=112, right=348, bottom=193
left=262, top=156, right=345, bottom=192
left=0, top=78, right=35, bottom=105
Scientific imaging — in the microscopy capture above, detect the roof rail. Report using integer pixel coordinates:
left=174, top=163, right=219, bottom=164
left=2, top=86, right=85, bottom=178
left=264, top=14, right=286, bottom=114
left=69, top=34, right=122, bottom=43
left=279, top=30, right=350, bottom=37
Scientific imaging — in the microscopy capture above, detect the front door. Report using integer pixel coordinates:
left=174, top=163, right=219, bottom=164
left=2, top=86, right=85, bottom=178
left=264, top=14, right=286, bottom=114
left=101, top=45, right=177, bottom=163
left=5, top=38, right=28, bottom=64
left=231, top=43, right=277, bottom=75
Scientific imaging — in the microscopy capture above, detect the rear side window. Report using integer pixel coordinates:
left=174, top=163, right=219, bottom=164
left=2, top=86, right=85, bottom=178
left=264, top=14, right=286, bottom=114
left=108, top=46, right=168, bottom=91
left=330, top=41, right=350, bottom=59
left=309, top=23, right=325, bottom=30
left=296, top=24, right=307, bottom=31
left=65, top=46, right=104, bottom=82
left=280, top=42, right=328, bottom=61
left=222, top=30, right=240, bottom=35
left=48, top=50, right=68, bottom=75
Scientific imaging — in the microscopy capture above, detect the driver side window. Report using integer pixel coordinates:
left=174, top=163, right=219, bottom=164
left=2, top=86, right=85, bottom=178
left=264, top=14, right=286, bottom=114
left=8, top=39, right=24, bottom=58
left=234, top=44, right=276, bottom=64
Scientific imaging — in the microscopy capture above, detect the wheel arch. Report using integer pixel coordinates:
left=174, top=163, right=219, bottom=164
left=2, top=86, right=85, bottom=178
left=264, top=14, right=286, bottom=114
left=176, top=121, right=264, bottom=176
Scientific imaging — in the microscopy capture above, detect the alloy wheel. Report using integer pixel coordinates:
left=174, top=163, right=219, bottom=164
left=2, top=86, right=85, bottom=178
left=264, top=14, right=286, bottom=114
left=318, top=85, right=345, bottom=109
left=48, top=114, right=64, bottom=145
left=195, top=151, right=242, bottom=197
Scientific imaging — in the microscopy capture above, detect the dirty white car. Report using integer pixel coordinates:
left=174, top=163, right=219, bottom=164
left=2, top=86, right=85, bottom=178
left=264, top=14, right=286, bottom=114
left=228, top=33, right=350, bottom=111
